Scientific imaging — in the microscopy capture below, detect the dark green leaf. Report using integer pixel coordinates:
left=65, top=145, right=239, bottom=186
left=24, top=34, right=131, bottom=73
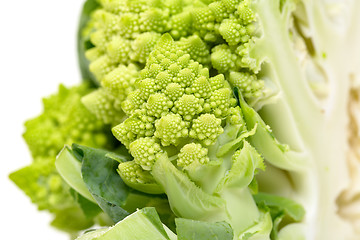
left=72, top=144, right=132, bottom=221
left=75, top=144, right=130, bottom=207
left=71, top=144, right=175, bottom=225
left=105, top=144, right=133, bottom=163
left=92, top=194, right=129, bottom=223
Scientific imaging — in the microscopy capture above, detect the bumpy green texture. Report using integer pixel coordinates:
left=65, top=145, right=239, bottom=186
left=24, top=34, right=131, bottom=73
left=112, top=34, right=237, bottom=153
left=23, top=84, right=112, bottom=158
left=108, top=35, right=276, bottom=238
left=130, top=137, right=163, bottom=170
left=82, top=64, right=139, bottom=125
left=83, top=0, right=265, bottom=107
left=10, top=84, right=114, bottom=233
left=191, top=0, right=265, bottom=103
left=177, top=143, right=209, bottom=168
left=30, top=84, right=114, bottom=155
left=85, top=0, right=199, bottom=83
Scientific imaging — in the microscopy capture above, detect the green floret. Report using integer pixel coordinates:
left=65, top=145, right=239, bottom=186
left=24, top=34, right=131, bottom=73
left=10, top=158, right=72, bottom=212
left=101, top=64, right=139, bottom=102
left=125, top=0, right=151, bottom=13
left=189, top=113, right=224, bottom=146
left=112, top=109, right=155, bottom=148
left=118, top=13, right=140, bottom=38
left=191, top=7, right=219, bottom=42
left=139, top=8, right=168, bottom=32
left=112, top=122, right=136, bottom=148
left=164, top=83, right=185, bottom=101
left=137, top=78, right=157, bottom=100
left=175, top=68, right=196, bottom=87
left=221, top=0, right=240, bottom=12
left=177, top=35, right=211, bottom=65
left=117, top=161, right=163, bottom=194
left=93, top=10, right=122, bottom=36
left=236, top=0, right=256, bottom=24
left=154, top=113, right=189, bottom=146
left=129, top=137, right=163, bottom=170
left=187, top=76, right=212, bottom=99
left=208, top=1, right=229, bottom=22
left=89, top=55, right=116, bottom=82
left=112, top=34, right=239, bottom=149
left=176, top=54, right=191, bottom=68
left=81, top=88, right=125, bottom=125
left=177, top=143, right=209, bottom=168
left=219, top=17, right=251, bottom=46
left=234, top=41, right=259, bottom=72
left=12, top=83, right=116, bottom=233
left=209, top=74, right=227, bottom=91
left=168, top=12, right=193, bottom=39
left=25, top=84, right=113, bottom=158
left=172, top=95, right=203, bottom=121
left=146, top=93, right=174, bottom=118
left=131, top=32, right=161, bottom=63
left=112, top=34, right=240, bottom=150
left=164, top=0, right=184, bottom=15
left=155, top=71, right=174, bottom=90
left=106, top=36, right=131, bottom=63
left=121, top=89, right=147, bottom=115
left=204, top=88, right=238, bottom=118
left=89, top=29, right=108, bottom=51
left=124, top=110, right=155, bottom=137
left=83, top=0, right=200, bottom=84
left=229, top=71, right=264, bottom=100
left=98, top=0, right=126, bottom=14
left=167, top=63, right=182, bottom=77
left=211, top=44, right=239, bottom=73
left=85, top=47, right=103, bottom=62
left=118, top=161, right=155, bottom=185
left=140, top=63, right=162, bottom=79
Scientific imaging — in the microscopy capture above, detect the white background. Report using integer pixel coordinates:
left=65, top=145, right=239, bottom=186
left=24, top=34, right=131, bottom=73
left=0, top=1, right=85, bottom=239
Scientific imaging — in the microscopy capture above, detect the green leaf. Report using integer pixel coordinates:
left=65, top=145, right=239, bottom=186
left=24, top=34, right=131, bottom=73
left=152, top=154, right=227, bottom=222
left=69, top=189, right=102, bottom=219
left=72, top=144, right=134, bottom=222
left=76, top=208, right=176, bottom=240
left=75, top=144, right=130, bottom=209
left=10, top=157, right=75, bottom=212
left=253, top=192, right=305, bottom=222
left=216, top=125, right=257, bottom=158
left=236, top=89, right=306, bottom=171
left=215, top=141, right=264, bottom=192
left=176, top=218, right=233, bottom=240
left=55, top=146, right=96, bottom=203
left=140, top=208, right=171, bottom=239
left=91, top=194, right=129, bottom=223
left=238, top=210, right=273, bottom=240
left=69, top=144, right=175, bottom=225
left=270, top=212, right=285, bottom=240
left=77, top=0, right=99, bottom=85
